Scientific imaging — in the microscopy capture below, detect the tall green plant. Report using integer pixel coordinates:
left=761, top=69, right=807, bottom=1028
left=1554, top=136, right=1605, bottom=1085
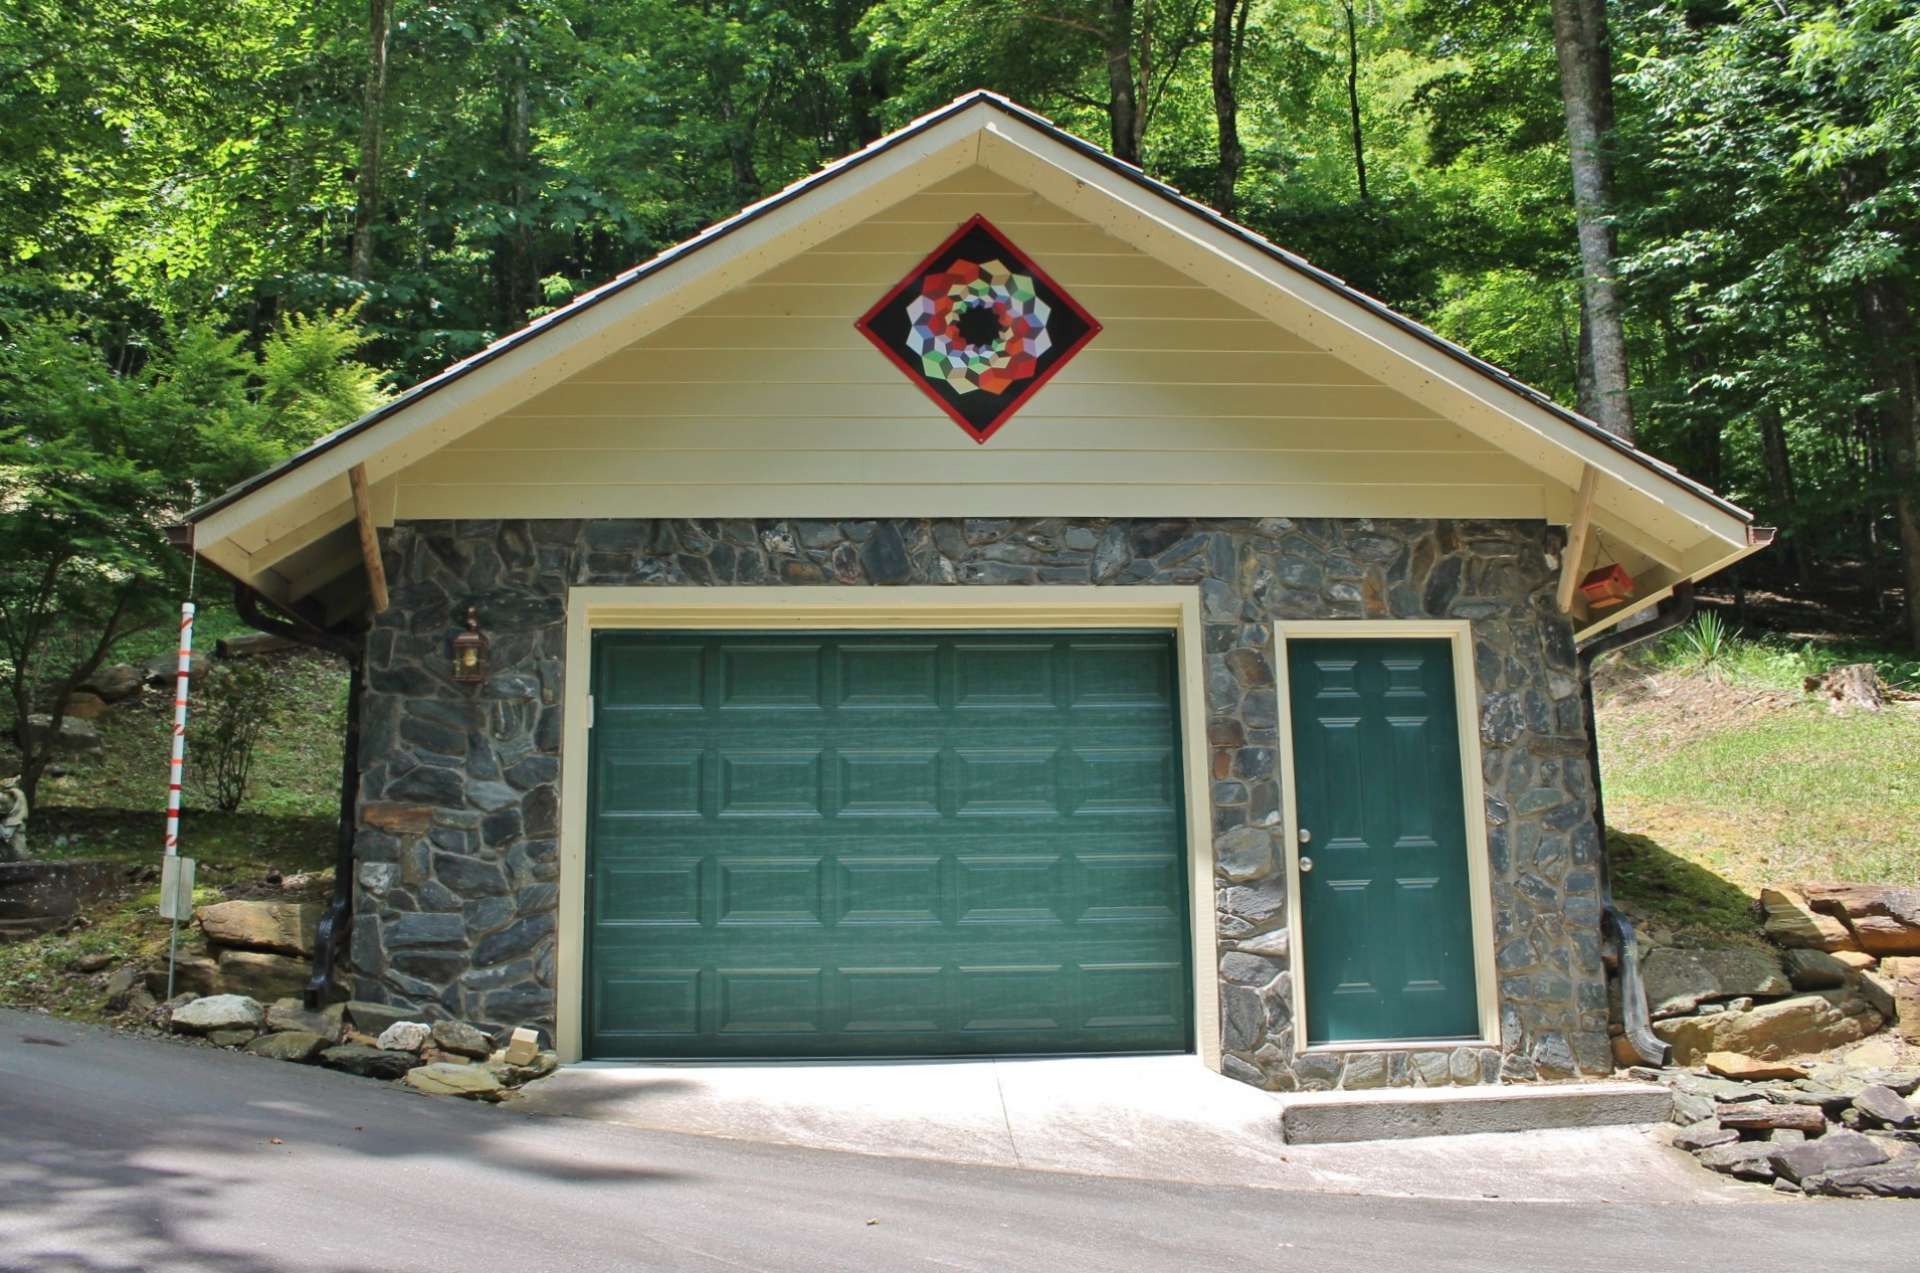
left=0, top=309, right=385, bottom=805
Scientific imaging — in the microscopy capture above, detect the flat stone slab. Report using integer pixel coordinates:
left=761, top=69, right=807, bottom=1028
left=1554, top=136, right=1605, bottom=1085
left=1278, top=1081, right=1673, bottom=1145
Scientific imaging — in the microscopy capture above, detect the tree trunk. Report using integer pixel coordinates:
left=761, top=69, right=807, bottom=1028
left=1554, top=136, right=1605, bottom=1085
left=1856, top=274, right=1920, bottom=650
left=348, top=0, right=392, bottom=284
left=1758, top=405, right=1811, bottom=587
left=1105, top=0, right=1140, bottom=165
left=1342, top=1, right=1368, bottom=203
left=496, top=41, right=537, bottom=333
left=1551, top=0, right=1633, bottom=442
left=1208, top=0, right=1243, bottom=214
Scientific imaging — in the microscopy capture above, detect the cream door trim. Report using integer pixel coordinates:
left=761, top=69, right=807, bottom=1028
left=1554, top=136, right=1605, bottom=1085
left=556, top=584, right=1219, bottom=1068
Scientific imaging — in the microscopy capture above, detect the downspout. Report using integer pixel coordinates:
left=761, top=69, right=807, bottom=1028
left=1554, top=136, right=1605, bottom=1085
left=1577, top=578, right=1695, bottom=1067
left=231, top=583, right=366, bottom=1008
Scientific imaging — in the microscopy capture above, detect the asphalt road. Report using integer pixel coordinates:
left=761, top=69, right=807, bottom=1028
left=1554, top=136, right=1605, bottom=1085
left=4, top=1011, right=1917, bottom=1272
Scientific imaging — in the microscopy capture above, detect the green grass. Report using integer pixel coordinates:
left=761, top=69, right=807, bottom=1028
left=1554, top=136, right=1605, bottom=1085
left=1598, top=624, right=1920, bottom=942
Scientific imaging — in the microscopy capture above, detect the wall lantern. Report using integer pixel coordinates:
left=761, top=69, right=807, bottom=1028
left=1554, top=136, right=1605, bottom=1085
left=1578, top=563, right=1636, bottom=609
left=451, top=606, right=490, bottom=684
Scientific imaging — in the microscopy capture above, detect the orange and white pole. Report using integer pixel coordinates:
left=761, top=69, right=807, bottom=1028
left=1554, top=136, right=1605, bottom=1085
left=164, top=602, right=194, bottom=857
left=162, top=601, right=195, bottom=998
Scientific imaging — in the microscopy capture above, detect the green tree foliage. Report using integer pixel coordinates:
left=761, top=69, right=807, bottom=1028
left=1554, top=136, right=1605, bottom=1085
left=0, top=309, right=385, bottom=800
left=0, top=0, right=1915, bottom=647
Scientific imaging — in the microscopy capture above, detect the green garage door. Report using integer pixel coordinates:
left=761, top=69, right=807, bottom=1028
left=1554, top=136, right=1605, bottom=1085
left=585, top=631, right=1192, bottom=1059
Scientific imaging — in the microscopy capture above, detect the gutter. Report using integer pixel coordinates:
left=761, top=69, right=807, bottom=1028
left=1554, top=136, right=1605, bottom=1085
left=1577, top=579, right=1696, bottom=1067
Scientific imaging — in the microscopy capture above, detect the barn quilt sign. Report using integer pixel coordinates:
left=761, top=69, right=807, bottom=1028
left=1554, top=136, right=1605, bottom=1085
left=855, top=214, right=1099, bottom=443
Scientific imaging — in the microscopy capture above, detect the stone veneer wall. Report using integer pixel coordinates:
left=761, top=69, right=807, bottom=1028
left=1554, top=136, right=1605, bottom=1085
left=350, top=516, right=1611, bottom=1089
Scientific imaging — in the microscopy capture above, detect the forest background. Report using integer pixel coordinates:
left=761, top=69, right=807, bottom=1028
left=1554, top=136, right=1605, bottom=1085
left=3, top=0, right=1918, bottom=791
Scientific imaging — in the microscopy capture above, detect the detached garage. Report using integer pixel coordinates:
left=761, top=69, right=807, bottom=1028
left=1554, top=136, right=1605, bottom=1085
left=182, top=92, right=1766, bottom=1091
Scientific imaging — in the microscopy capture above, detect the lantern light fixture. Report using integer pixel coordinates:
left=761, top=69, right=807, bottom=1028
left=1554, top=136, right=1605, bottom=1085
left=451, top=606, right=489, bottom=684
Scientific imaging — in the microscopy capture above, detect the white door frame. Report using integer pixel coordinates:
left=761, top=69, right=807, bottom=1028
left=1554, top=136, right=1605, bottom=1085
left=1271, top=619, right=1500, bottom=1055
left=555, top=584, right=1221, bottom=1067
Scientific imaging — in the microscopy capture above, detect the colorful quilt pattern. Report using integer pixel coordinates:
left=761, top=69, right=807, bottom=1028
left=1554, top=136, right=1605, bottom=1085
left=856, top=215, right=1099, bottom=443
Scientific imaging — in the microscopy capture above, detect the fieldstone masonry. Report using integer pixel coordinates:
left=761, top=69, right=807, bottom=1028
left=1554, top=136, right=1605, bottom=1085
left=350, top=516, right=1610, bottom=1089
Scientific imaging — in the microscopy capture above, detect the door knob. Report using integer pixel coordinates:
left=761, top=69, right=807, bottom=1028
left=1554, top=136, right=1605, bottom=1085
left=1298, top=826, right=1311, bottom=843
left=1299, top=855, right=1314, bottom=873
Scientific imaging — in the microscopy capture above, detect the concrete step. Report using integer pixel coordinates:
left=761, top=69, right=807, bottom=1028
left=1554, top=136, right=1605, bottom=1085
left=1278, top=1081, right=1673, bottom=1144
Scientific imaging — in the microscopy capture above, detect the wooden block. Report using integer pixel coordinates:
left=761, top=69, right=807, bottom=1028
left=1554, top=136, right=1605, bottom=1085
left=1717, top=1102, right=1827, bottom=1134
left=505, top=1026, right=540, bottom=1066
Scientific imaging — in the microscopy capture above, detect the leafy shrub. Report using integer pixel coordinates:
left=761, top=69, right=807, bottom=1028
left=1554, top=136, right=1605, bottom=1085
left=194, top=663, right=277, bottom=812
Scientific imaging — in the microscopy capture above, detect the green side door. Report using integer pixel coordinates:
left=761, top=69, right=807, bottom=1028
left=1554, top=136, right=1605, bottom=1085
left=1287, top=637, right=1480, bottom=1045
left=585, top=631, right=1191, bottom=1059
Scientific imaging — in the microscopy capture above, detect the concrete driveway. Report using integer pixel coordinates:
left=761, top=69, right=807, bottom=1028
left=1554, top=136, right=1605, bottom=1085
left=521, top=1055, right=1724, bottom=1204
left=11, top=1010, right=1913, bottom=1273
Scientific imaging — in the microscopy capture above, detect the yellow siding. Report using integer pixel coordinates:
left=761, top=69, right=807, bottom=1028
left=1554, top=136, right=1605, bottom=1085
left=398, top=167, right=1550, bottom=521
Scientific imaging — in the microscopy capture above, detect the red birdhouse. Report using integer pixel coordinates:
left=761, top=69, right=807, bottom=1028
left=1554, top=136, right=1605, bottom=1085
left=1579, top=563, right=1635, bottom=607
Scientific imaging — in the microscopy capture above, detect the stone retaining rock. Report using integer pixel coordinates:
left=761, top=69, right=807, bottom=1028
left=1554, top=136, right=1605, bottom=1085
left=1803, top=885, right=1920, bottom=956
left=23, top=714, right=101, bottom=755
left=346, top=1000, right=417, bottom=1038
left=246, top=1031, right=329, bottom=1062
left=1805, top=1160, right=1920, bottom=1198
left=1653, top=992, right=1882, bottom=1064
left=378, top=1021, right=432, bottom=1052
left=62, top=692, right=108, bottom=720
left=1761, top=887, right=1855, bottom=952
left=169, top=994, right=263, bottom=1034
left=1703, top=1052, right=1805, bottom=1081
left=1, top=860, right=127, bottom=942
left=431, top=1019, right=493, bottom=1060
left=1876, top=957, right=1920, bottom=1041
left=1697, top=1141, right=1779, bottom=1182
left=1770, top=1129, right=1887, bottom=1183
left=1643, top=948, right=1791, bottom=1018
left=216, top=950, right=309, bottom=1000
left=265, top=998, right=341, bottom=1039
left=320, top=1044, right=420, bottom=1080
left=1784, top=949, right=1851, bottom=991
left=1852, top=1085, right=1919, bottom=1129
left=197, top=900, right=320, bottom=958
left=144, top=955, right=223, bottom=999
left=1672, top=1121, right=1739, bottom=1151
left=82, top=663, right=142, bottom=702
left=405, top=1061, right=506, bottom=1101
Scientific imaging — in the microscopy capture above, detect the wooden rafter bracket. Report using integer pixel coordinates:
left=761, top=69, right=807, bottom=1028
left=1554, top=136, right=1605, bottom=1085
left=1556, top=464, right=1599, bottom=614
left=348, top=463, right=390, bottom=613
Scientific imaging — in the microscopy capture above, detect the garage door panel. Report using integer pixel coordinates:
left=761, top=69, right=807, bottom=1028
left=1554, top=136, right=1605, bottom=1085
left=837, top=857, right=944, bottom=924
left=597, top=970, right=701, bottom=1036
left=597, top=858, right=704, bottom=925
left=717, top=750, right=825, bottom=817
left=586, top=631, right=1191, bottom=1059
left=718, top=969, right=825, bottom=1034
left=836, top=750, right=942, bottom=815
left=837, top=643, right=941, bottom=707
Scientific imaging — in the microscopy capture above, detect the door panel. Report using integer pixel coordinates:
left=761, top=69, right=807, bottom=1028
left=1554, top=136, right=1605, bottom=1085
left=1287, top=637, right=1479, bottom=1045
left=586, top=631, right=1191, bottom=1059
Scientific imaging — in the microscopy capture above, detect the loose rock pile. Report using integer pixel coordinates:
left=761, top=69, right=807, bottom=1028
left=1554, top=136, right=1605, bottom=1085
left=155, top=988, right=555, bottom=1100
left=1638, top=884, right=1920, bottom=1068
left=1641, top=1046, right=1920, bottom=1197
